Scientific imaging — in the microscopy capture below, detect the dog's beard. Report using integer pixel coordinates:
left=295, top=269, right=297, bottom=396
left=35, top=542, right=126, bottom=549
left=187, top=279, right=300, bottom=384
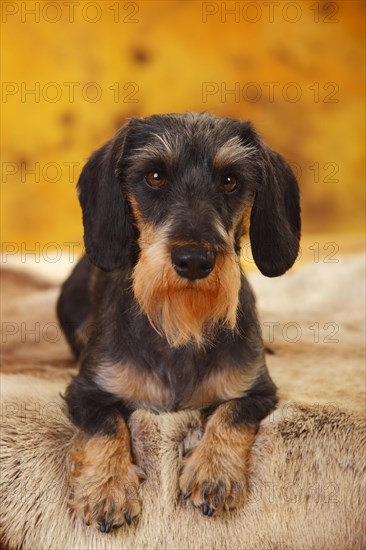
left=132, top=231, right=241, bottom=348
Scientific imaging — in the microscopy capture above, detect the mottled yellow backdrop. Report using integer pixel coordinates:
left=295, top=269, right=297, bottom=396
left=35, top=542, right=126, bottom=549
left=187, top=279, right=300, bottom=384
left=1, top=0, right=365, bottom=260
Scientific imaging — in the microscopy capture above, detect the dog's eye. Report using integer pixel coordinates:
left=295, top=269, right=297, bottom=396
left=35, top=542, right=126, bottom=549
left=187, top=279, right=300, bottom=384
left=221, top=176, right=237, bottom=193
left=145, top=171, right=167, bottom=189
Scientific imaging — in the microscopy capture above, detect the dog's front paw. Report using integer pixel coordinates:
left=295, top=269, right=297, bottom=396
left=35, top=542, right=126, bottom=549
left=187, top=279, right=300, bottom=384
left=179, top=441, right=248, bottom=516
left=70, top=458, right=144, bottom=532
left=69, top=423, right=145, bottom=533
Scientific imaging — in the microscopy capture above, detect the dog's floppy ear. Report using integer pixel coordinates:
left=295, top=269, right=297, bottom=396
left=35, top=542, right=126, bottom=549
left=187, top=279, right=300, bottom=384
left=248, top=132, right=301, bottom=277
left=77, top=122, right=137, bottom=272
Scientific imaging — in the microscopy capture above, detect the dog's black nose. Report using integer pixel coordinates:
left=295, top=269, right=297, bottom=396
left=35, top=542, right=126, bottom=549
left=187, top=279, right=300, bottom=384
left=171, top=246, right=216, bottom=280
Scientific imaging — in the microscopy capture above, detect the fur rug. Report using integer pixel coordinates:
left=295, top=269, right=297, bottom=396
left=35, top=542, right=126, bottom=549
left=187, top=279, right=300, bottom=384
left=1, top=255, right=365, bottom=549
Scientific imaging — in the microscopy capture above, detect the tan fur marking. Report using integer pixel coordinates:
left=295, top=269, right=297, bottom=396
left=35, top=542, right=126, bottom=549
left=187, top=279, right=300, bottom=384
left=132, top=144, right=175, bottom=166
left=179, top=401, right=257, bottom=512
left=69, top=419, right=145, bottom=529
left=185, top=367, right=257, bottom=410
left=128, top=195, right=144, bottom=228
left=96, top=363, right=173, bottom=411
left=212, top=137, right=256, bottom=170
left=132, top=221, right=241, bottom=348
left=128, top=195, right=156, bottom=248
left=97, top=362, right=256, bottom=412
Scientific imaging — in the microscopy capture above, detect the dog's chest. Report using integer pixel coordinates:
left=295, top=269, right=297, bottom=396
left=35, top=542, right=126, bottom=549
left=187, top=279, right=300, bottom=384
left=95, top=358, right=255, bottom=413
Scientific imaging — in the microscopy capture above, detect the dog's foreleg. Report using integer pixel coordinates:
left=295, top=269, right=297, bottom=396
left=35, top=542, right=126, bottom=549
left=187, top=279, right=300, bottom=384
left=179, top=374, right=277, bottom=515
left=66, top=376, right=145, bottom=532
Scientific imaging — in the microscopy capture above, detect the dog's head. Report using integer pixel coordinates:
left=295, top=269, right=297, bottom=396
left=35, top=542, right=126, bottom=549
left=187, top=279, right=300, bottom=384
left=77, top=113, right=300, bottom=347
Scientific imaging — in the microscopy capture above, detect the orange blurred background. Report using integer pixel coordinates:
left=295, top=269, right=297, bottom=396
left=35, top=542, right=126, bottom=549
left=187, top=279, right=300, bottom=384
left=1, top=0, right=365, bottom=263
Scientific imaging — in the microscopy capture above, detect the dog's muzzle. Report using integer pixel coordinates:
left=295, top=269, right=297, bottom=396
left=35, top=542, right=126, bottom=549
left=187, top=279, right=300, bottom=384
left=171, top=246, right=216, bottom=280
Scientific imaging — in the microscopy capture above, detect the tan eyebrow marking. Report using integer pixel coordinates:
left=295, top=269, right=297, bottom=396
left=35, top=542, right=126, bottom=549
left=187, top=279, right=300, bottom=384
left=212, top=137, right=256, bottom=169
left=132, top=133, right=181, bottom=165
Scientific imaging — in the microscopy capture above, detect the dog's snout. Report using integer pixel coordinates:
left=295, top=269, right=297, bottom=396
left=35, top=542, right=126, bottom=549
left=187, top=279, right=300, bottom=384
left=171, top=246, right=216, bottom=280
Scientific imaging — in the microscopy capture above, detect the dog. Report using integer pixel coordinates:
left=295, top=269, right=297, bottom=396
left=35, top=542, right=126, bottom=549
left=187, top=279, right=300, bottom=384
left=57, top=112, right=301, bottom=533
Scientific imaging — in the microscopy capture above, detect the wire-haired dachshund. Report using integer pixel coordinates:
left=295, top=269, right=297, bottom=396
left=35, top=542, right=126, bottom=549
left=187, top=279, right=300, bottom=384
left=57, top=112, right=301, bottom=532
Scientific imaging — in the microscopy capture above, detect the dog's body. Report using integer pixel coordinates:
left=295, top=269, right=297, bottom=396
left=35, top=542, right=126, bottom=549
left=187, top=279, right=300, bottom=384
left=58, top=112, right=300, bottom=532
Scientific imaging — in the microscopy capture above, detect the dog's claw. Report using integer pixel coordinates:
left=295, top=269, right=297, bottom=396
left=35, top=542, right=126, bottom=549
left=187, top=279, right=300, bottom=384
left=124, top=512, right=132, bottom=525
left=99, top=519, right=116, bottom=533
left=183, top=490, right=192, bottom=501
left=202, top=503, right=214, bottom=516
left=101, top=520, right=113, bottom=533
left=98, top=519, right=107, bottom=533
